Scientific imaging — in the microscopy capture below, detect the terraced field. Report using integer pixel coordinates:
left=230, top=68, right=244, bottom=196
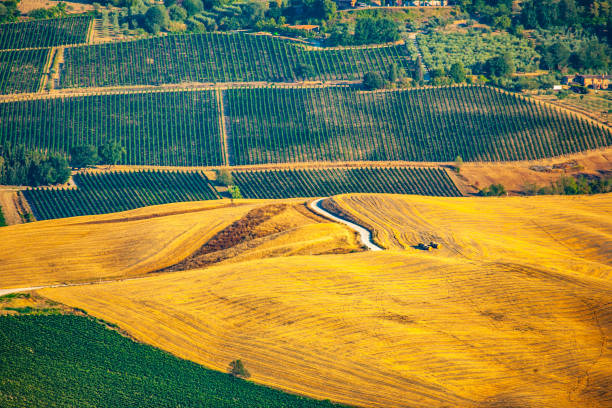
left=59, top=33, right=414, bottom=88
left=37, top=193, right=612, bottom=408
left=226, top=85, right=612, bottom=164
left=25, top=170, right=219, bottom=220
left=233, top=167, right=461, bottom=198
left=0, top=16, right=92, bottom=50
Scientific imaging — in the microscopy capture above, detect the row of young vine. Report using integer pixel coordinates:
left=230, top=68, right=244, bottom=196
left=59, top=33, right=414, bottom=88
left=232, top=167, right=462, bottom=199
left=2, top=85, right=610, bottom=167
left=1, top=315, right=342, bottom=407
left=0, top=16, right=92, bottom=50
left=226, top=85, right=612, bottom=164
left=0, top=89, right=223, bottom=166
left=24, top=170, right=219, bottom=220
left=0, top=49, right=49, bottom=94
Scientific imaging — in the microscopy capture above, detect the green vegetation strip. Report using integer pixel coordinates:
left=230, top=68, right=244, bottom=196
left=233, top=167, right=462, bottom=199
left=0, top=205, right=6, bottom=226
left=0, top=49, right=49, bottom=94
left=0, top=314, right=342, bottom=408
left=0, top=16, right=92, bottom=50
left=24, top=170, right=219, bottom=220
left=226, top=85, right=612, bottom=164
left=0, top=90, right=223, bottom=167
left=59, top=32, right=414, bottom=88
left=417, top=32, right=539, bottom=73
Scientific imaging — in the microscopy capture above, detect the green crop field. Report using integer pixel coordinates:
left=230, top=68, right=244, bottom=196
left=0, top=314, right=342, bottom=407
left=0, top=16, right=92, bottom=50
left=0, top=49, right=49, bottom=94
left=0, top=90, right=223, bottom=166
left=417, top=32, right=539, bottom=72
left=226, top=85, right=612, bottom=164
left=233, top=167, right=462, bottom=198
left=24, top=170, right=219, bottom=220
left=59, top=33, right=414, bottom=88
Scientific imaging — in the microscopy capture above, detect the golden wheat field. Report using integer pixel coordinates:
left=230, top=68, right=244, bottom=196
left=0, top=199, right=358, bottom=289
left=37, top=194, right=612, bottom=408
left=332, top=193, right=612, bottom=281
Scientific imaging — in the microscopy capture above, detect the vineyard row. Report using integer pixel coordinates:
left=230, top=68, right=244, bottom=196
left=1, top=85, right=610, bottom=168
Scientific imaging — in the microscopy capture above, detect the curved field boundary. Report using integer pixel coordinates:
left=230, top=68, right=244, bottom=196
left=309, top=197, right=383, bottom=251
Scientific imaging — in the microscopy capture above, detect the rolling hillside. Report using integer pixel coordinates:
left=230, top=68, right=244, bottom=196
left=328, top=193, right=612, bottom=280
left=0, top=199, right=359, bottom=289
left=28, top=193, right=612, bottom=408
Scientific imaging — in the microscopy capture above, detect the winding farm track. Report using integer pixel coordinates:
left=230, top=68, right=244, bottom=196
left=309, top=198, right=383, bottom=251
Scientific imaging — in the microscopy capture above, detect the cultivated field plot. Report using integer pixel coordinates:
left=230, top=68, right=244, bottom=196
left=331, top=194, right=612, bottom=276
left=0, top=200, right=261, bottom=288
left=0, top=90, right=223, bottom=166
left=418, top=31, right=539, bottom=71
left=233, top=167, right=461, bottom=198
left=0, top=16, right=92, bottom=50
left=59, top=33, right=414, bottom=88
left=226, top=85, right=612, bottom=164
left=0, top=199, right=358, bottom=288
left=25, top=170, right=219, bottom=220
left=0, top=314, right=340, bottom=408
left=0, top=49, right=49, bottom=94
left=40, top=206, right=612, bottom=408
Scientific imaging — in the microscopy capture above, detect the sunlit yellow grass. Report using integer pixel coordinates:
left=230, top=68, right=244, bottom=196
left=0, top=199, right=359, bottom=289
left=40, top=194, right=612, bottom=408
left=42, top=251, right=612, bottom=408
left=333, top=193, right=612, bottom=281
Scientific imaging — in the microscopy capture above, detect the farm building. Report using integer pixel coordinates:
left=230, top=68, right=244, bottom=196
left=284, top=24, right=320, bottom=33
left=575, top=74, right=611, bottom=90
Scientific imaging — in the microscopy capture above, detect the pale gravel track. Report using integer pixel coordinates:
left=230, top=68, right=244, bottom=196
left=309, top=198, right=383, bottom=251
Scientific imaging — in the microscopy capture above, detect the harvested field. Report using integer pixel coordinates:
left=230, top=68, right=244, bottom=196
left=330, top=194, right=612, bottom=280
left=37, top=193, right=612, bottom=408
left=0, top=199, right=358, bottom=289
left=42, top=249, right=612, bottom=408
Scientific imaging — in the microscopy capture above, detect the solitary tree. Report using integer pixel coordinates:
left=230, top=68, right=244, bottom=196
left=70, top=145, right=98, bottom=169
left=415, top=56, right=424, bottom=84
left=229, top=359, right=250, bottom=378
left=387, top=62, right=399, bottom=83
left=228, top=185, right=242, bottom=200
left=363, top=72, right=384, bottom=90
left=449, top=62, right=466, bottom=83
left=215, top=168, right=233, bottom=186
left=98, top=141, right=126, bottom=169
left=454, top=155, right=463, bottom=173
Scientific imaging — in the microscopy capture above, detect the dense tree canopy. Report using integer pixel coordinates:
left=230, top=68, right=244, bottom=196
left=0, top=144, right=70, bottom=187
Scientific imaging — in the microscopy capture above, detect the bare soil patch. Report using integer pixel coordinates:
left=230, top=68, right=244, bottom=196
left=18, top=0, right=94, bottom=14
left=458, top=149, right=612, bottom=194
left=0, top=190, right=34, bottom=225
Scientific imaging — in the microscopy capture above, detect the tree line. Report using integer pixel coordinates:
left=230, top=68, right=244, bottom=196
left=0, top=141, right=125, bottom=187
